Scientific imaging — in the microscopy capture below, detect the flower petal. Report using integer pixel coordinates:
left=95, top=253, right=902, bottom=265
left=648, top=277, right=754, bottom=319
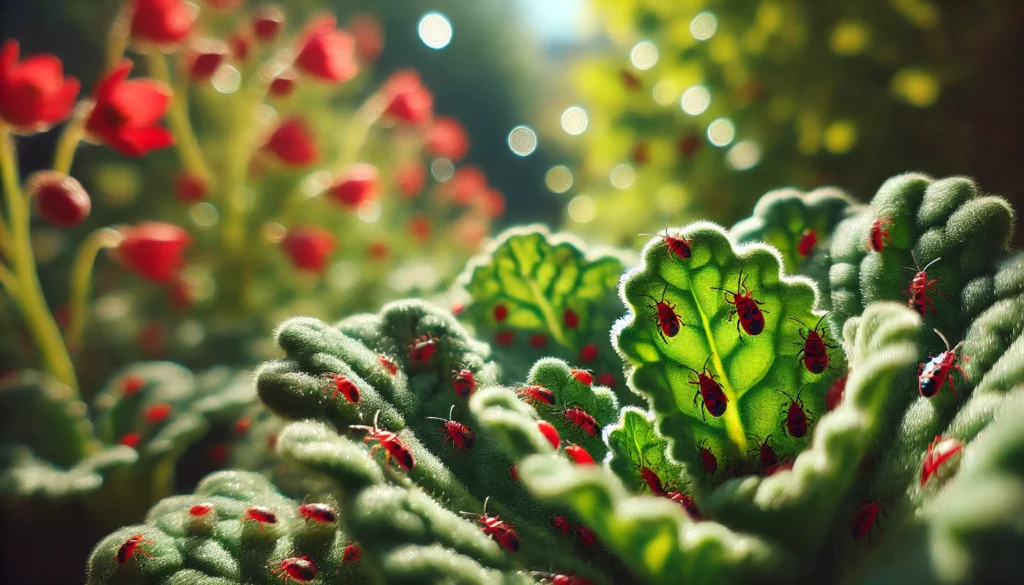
left=111, top=79, right=172, bottom=126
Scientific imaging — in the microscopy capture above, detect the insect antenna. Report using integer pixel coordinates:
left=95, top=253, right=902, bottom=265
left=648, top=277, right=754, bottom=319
left=933, top=329, right=952, bottom=352
left=425, top=405, right=457, bottom=423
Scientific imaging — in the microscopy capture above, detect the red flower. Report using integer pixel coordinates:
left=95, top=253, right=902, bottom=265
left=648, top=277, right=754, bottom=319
left=349, top=14, right=383, bottom=62
left=396, top=163, right=426, bottom=198
left=117, top=222, right=191, bottom=282
left=0, top=40, right=79, bottom=131
left=269, top=71, right=297, bottom=97
left=130, top=0, right=195, bottom=45
left=27, top=171, right=91, bottom=227
left=173, top=172, right=207, bottom=202
left=186, top=40, right=228, bottom=80
left=426, top=117, right=469, bottom=160
left=263, top=117, right=318, bottom=166
left=382, top=70, right=432, bottom=125
left=327, top=164, right=378, bottom=207
left=282, top=227, right=336, bottom=273
left=252, top=5, right=285, bottom=42
left=445, top=166, right=487, bottom=204
left=85, top=60, right=174, bottom=156
left=295, top=16, right=358, bottom=83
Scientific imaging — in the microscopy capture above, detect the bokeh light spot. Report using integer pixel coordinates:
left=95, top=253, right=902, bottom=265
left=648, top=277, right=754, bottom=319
left=891, top=68, right=939, bottom=107
left=726, top=141, right=761, bottom=170
left=430, top=158, right=454, bottom=181
left=561, top=106, right=589, bottom=135
left=831, top=20, right=870, bottom=55
left=567, top=195, right=596, bottom=223
left=630, top=41, right=659, bottom=70
left=418, top=13, right=452, bottom=49
left=545, top=165, right=573, bottom=193
left=681, top=85, right=711, bottom=116
left=212, top=65, right=241, bottom=94
left=690, top=12, right=718, bottom=41
left=508, top=125, right=538, bottom=156
left=358, top=201, right=382, bottom=223
left=707, top=118, right=735, bottom=147
left=824, top=121, right=857, bottom=154
left=610, top=164, right=636, bottom=189
left=190, top=203, right=219, bottom=227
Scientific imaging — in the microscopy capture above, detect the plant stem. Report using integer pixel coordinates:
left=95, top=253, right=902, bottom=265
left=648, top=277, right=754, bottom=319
left=52, top=116, right=85, bottom=175
left=0, top=125, right=78, bottom=394
left=66, top=228, right=121, bottom=352
left=0, top=263, right=19, bottom=300
left=105, top=2, right=131, bottom=69
left=146, top=49, right=213, bottom=185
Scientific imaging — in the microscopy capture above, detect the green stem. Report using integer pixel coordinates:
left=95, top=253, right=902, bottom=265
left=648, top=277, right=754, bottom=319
left=146, top=50, right=213, bottom=185
left=0, top=125, right=79, bottom=394
left=105, top=2, right=131, bottom=69
left=66, top=228, right=120, bottom=352
left=52, top=116, right=85, bottom=174
left=0, top=263, right=20, bottom=300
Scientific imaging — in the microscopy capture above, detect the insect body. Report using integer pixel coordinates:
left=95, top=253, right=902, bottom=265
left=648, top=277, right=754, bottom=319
left=918, top=329, right=968, bottom=398
left=681, top=354, right=728, bottom=420
left=791, top=313, right=836, bottom=374
left=664, top=490, right=702, bottom=520
left=640, top=283, right=685, bottom=343
left=563, top=406, right=599, bottom=437
left=243, top=506, right=278, bottom=530
left=826, top=376, right=847, bottom=411
left=570, top=368, right=593, bottom=386
left=321, top=374, right=360, bottom=403
left=116, top=534, right=154, bottom=564
left=697, top=440, right=718, bottom=474
left=851, top=500, right=881, bottom=540
left=377, top=354, right=398, bottom=375
left=867, top=218, right=892, bottom=252
left=537, top=420, right=561, bottom=449
left=551, top=515, right=572, bottom=535
left=517, top=385, right=555, bottom=407
left=711, top=269, right=768, bottom=337
left=564, top=309, right=579, bottom=328
left=639, top=218, right=693, bottom=261
left=920, top=436, right=964, bottom=486
left=270, top=556, right=317, bottom=583
left=576, top=525, right=596, bottom=546
left=408, top=333, right=439, bottom=363
left=298, top=503, right=337, bottom=524
left=349, top=410, right=416, bottom=471
left=565, top=443, right=595, bottom=465
left=452, top=369, right=476, bottom=398
left=341, top=543, right=360, bottom=564
left=426, top=405, right=475, bottom=450
left=777, top=387, right=813, bottom=439
left=797, top=229, right=817, bottom=257
left=748, top=435, right=777, bottom=469
left=904, top=254, right=949, bottom=315
left=190, top=503, right=214, bottom=517
left=532, top=572, right=593, bottom=585
left=462, top=497, right=519, bottom=552
left=638, top=466, right=665, bottom=496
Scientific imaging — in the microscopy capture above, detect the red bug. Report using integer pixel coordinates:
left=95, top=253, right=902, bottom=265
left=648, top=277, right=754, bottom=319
left=597, top=373, right=616, bottom=388
left=517, top=384, right=556, bottom=407
left=551, top=515, right=572, bottom=535
left=747, top=435, right=777, bottom=469
left=826, top=376, right=847, bottom=411
left=777, top=387, right=813, bottom=439
left=119, top=432, right=142, bottom=448
left=765, top=458, right=794, bottom=476
left=234, top=417, right=252, bottom=435
left=563, top=406, right=599, bottom=437
left=576, top=525, right=596, bottom=546
left=243, top=506, right=278, bottom=530
left=638, top=466, right=665, bottom=496
left=537, top=420, right=561, bottom=449
left=681, top=354, right=728, bottom=421
left=904, top=253, right=949, bottom=315
left=918, top=329, right=969, bottom=398
left=570, top=368, right=593, bottom=386
left=189, top=503, right=214, bottom=517
left=452, top=368, right=476, bottom=398
left=321, top=373, right=360, bottom=404
left=664, top=490, right=702, bottom=520
left=532, top=571, right=594, bottom=585
left=640, top=283, right=685, bottom=343
left=116, top=533, right=154, bottom=564
left=461, top=496, right=519, bottom=552
left=920, top=435, right=963, bottom=486
left=639, top=217, right=693, bottom=261
left=378, top=354, right=398, bottom=375
left=270, top=556, right=317, bottom=583
left=349, top=410, right=416, bottom=471
left=144, top=403, right=173, bottom=425
left=426, top=405, right=475, bottom=450
left=565, top=443, right=595, bottom=465
left=851, top=500, right=881, bottom=540
left=509, top=464, right=519, bottom=482
left=711, top=269, right=768, bottom=337
left=790, top=313, right=837, bottom=374
left=564, top=309, right=579, bottom=328
left=579, top=343, right=598, bottom=363
left=797, top=228, right=817, bottom=258
left=531, top=334, right=548, bottom=349
left=341, top=542, right=361, bottom=564
left=408, top=333, right=439, bottom=363
left=298, top=503, right=337, bottom=524
left=697, top=440, right=718, bottom=474
left=121, top=374, right=145, bottom=395
left=493, top=304, right=508, bottom=322
left=495, top=331, right=515, bottom=346
left=867, top=217, right=892, bottom=252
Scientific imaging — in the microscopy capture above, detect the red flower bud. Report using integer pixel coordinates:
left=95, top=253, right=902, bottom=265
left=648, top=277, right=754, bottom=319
left=327, top=164, right=377, bottom=207
left=27, top=171, right=91, bottom=227
left=230, top=33, right=251, bottom=62
left=537, top=420, right=560, bottom=449
left=0, top=40, right=80, bottom=132
left=282, top=226, right=336, bottom=273
left=263, top=117, right=318, bottom=166
left=382, top=70, right=432, bottom=125
left=396, top=163, right=426, bottom=198
left=349, top=14, right=383, bottom=62
left=173, top=172, right=207, bottom=202
left=186, top=40, right=228, bottom=80
left=85, top=60, right=174, bottom=156
left=446, top=166, right=487, bottom=204
left=296, top=16, right=358, bottom=83
left=407, top=214, right=431, bottom=242
left=268, top=71, right=297, bottom=97
left=426, top=117, right=469, bottom=160
left=252, top=5, right=285, bottom=42
left=117, top=222, right=191, bottom=282
left=130, top=0, right=195, bottom=45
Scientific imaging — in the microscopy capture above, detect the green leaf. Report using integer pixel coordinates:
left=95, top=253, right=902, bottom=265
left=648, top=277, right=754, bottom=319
left=615, top=222, right=843, bottom=469
left=0, top=371, right=99, bottom=467
left=606, top=408, right=687, bottom=494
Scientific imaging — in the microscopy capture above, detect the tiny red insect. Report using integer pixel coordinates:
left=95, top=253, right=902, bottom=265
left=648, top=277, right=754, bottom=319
left=144, top=403, right=173, bottom=425
left=189, top=503, right=214, bottom=517
left=121, top=374, right=145, bottom=395
left=530, top=334, right=548, bottom=348
left=777, top=387, right=813, bottom=439
left=350, top=410, right=416, bottom=471
left=509, top=464, right=519, bottom=482
left=321, top=373, right=360, bottom=404
left=851, top=499, right=881, bottom=541
left=537, top=420, right=561, bottom=449
left=664, top=490, right=702, bottom=520
left=576, top=525, right=596, bottom=546
left=270, top=556, right=317, bottom=583
left=570, top=368, right=593, bottom=386
left=533, top=573, right=593, bottom=585
left=696, top=440, right=718, bottom=475
left=639, top=217, right=693, bottom=262
left=597, top=372, right=616, bottom=388
left=119, top=432, right=142, bottom=448
left=904, top=253, right=949, bottom=315
left=565, top=443, right=595, bottom=465
left=765, top=458, right=794, bottom=476
left=640, top=282, right=685, bottom=343
left=408, top=333, right=439, bottom=364
left=711, top=269, right=768, bottom=338
left=116, top=533, right=154, bottom=565
left=378, top=354, right=398, bottom=375
left=298, top=503, right=337, bottom=524
left=579, top=343, right=598, bottom=363
left=341, top=542, right=361, bottom=564
left=452, top=368, right=476, bottom=398
left=918, top=329, right=969, bottom=398
left=426, top=405, right=475, bottom=451
left=826, top=376, right=847, bottom=411
left=234, top=416, right=252, bottom=435
left=564, top=309, right=579, bottom=329
left=867, top=217, right=892, bottom=252
left=790, top=313, right=837, bottom=374
left=920, top=435, right=963, bottom=486
left=681, top=354, right=728, bottom=420
left=517, top=384, right=556, bottom=407
left=638, top=466, right=665, bottom=496
left=797, top=228, right=817, bottom=257
left=747, top=435, right=778, bottom=470
left=493, top=304, right=508, bottom=322
left=563, top=406, right=599, bottom=437
left=551, top=515, right=572, bottom=535
left=495, top=331, right=515, bottom=346
left=461, top=496, right=519, bottom=552
left=243, top=506, right=278, bottom=530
